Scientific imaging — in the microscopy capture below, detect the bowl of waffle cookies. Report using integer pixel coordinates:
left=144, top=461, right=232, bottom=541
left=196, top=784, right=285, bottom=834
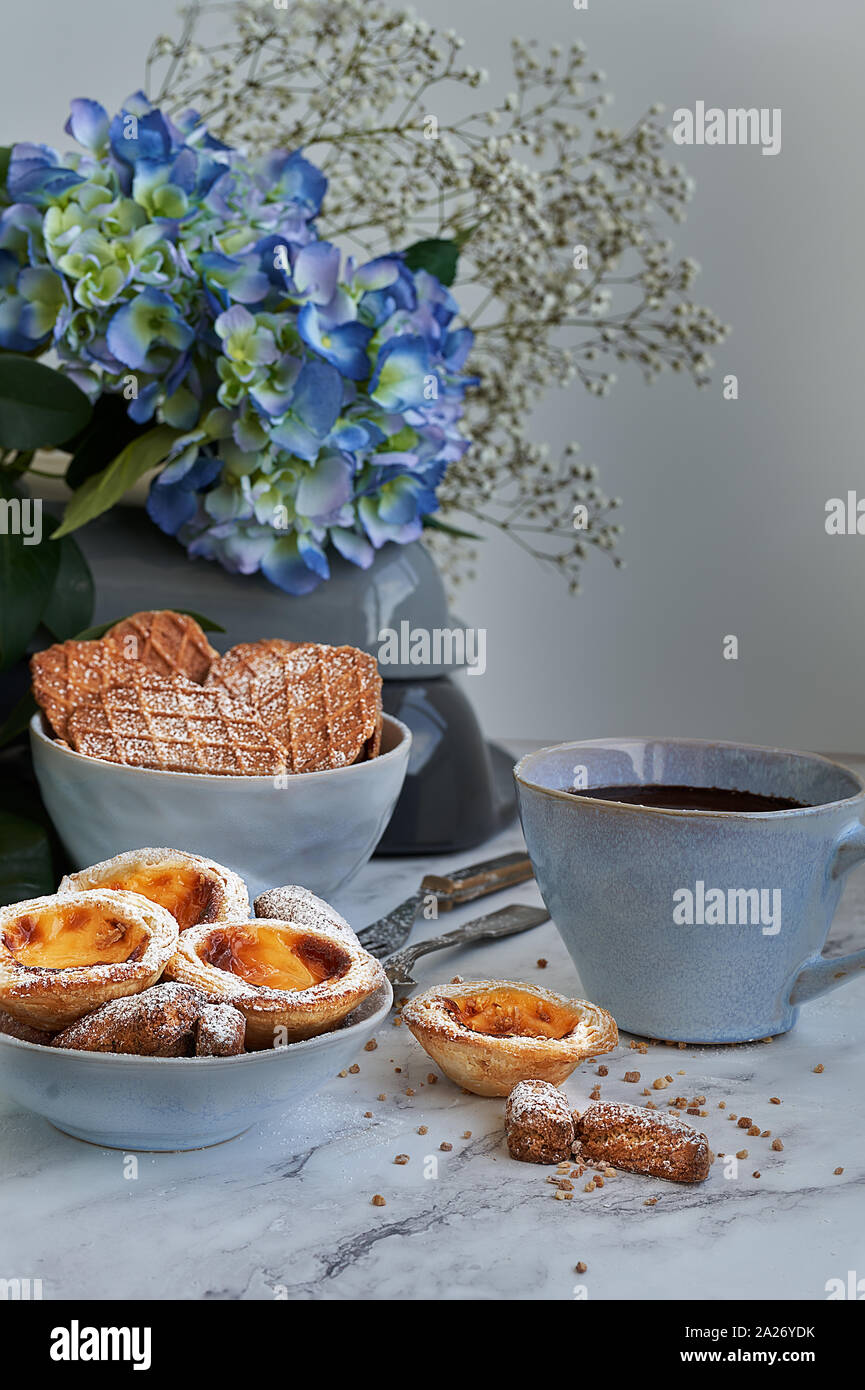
left=0, top=856, right=391, bottom=1150
left=29, top=610, right=411, bottom=900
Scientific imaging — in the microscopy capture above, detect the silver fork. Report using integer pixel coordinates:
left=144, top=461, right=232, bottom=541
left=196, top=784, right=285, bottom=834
left=384, top=903, right=549, bottom=986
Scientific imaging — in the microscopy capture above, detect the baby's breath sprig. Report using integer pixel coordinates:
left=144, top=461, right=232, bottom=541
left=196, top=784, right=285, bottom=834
left=149, top=0, right=728, bottom=589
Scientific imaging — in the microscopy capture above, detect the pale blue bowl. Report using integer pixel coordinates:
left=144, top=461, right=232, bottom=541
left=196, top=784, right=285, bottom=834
left=30, top=712, right=411, bottom=901
left=0, top=979, right=392, bottom=1150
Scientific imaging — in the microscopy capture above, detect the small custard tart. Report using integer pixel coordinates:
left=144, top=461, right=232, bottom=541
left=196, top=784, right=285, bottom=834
left=0, top=890, right=179, bottom=1032
left=59, top=848, right=250, bottom=931
left=165, top=919, right=385, bottom=1048
left=402, top=979, right=619, bottom=1096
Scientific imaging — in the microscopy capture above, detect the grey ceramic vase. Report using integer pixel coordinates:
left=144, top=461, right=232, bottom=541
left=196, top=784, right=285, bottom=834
left=77, top=507, right=453, bottom=678
left=76, top=508, right=514, bottom=854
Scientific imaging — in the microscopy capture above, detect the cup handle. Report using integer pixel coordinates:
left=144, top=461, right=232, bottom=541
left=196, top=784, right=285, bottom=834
left=790, top=822, right=865, bottom=1005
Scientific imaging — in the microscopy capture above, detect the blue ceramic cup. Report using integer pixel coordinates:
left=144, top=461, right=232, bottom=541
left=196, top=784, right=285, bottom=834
left=514, top=738, right=865, bottom=1042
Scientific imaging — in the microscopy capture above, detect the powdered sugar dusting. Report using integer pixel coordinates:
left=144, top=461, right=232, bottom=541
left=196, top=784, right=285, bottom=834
left=51, top=981, right=245, bottom=1056
left=577, top=1099, right=699, bottom=1139
left=67, top=670, right=287, bottom=775
left=196, top=1000, right=246, bottom=1055
left=505, top=1078, right=575, bottom=1163
left=507, top=1078, right=571, bottom=1124
left=253, top=884, right=359, bottom=941
left=574, top=1100, right=711, bottom=1182
left=253, top=643, right=381, bottom=773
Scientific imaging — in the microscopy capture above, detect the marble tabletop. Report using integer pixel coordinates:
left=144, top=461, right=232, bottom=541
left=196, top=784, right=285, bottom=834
left=2, top=745, right=864, bottom=1303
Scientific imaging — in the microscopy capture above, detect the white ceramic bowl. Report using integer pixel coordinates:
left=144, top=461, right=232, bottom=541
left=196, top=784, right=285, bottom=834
left=30, top=712, right=411, bottom=900
left=0, top=979, right=392, bottom=1150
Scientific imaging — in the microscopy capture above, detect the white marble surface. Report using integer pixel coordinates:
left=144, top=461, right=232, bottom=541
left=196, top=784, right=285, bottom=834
left=2, top=745, right=865, bottom=1302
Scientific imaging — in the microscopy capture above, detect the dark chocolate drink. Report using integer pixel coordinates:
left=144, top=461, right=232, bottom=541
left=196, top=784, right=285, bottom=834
left=566, top=783, right=809, bottom=812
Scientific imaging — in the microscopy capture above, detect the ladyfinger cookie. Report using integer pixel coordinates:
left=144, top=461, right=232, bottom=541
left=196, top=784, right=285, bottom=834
left=574, top=1101, right=711, bottom=1183
left=506, top=1079, right=575, bottom=1164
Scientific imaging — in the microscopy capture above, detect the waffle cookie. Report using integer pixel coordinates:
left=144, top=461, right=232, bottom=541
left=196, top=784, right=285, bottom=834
left=67, top=668, right=287, bottom=776
left=31, top=640, right=140, bottom=741
left=254, top=642, right=382, bottom=773
left=205, top=639, right=302, bottom=704
left=31, top=613, right=384, bottom=778
left=104, top=610, right=218, bottom=684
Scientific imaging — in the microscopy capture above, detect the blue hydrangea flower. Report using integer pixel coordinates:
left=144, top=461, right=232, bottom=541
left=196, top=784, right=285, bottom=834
left=1, top=96, right=475, bottom=593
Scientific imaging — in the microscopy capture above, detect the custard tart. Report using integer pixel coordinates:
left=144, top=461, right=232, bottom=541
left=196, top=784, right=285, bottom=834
left=59, top=848, right=250, bottom=931
left=402, top=979, right=619, bottom=1096
left=165, top=918, right=384, bottom=1048
left=0, top=890, right=178, bottom=1032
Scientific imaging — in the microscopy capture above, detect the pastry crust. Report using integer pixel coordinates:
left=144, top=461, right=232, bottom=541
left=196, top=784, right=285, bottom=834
left=59, top=848, right=250, bottom=931
left=51, top=981, right=245, bottom=1056
left=0, top=891, right=178, bottom=1032
left=402, top=979, right=619, bottom=1097
left=165, top=918, right=385, bottom=1048
left=574, top=1101, right=711, bottom=1183
left=0, top=1008, right=53, bottom=1047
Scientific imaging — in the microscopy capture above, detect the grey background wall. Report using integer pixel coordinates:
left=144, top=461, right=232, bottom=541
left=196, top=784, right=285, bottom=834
left=6, top=0, right=864, bottom=747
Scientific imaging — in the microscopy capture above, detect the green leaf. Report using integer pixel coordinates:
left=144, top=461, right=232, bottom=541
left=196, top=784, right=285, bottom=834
left=51, top=424, right=181, bottom=539
left=0, top=809, right=54, bottom=905
left=0, top=482, right=61, bottom=669
left=65, top=393, right=152, bottom=491
left=0, top=690, right=37, bottom=747
left=0, top=146, right=11, bottom=209
left=0, top=355, right=92, bottom=450
left=403, top=238, right=460, bottom=287
left=40, top=520, right=94, bottom=640
left=422, top=514, right=483, bottom=541
left=72, top=608, right=226, bottom=642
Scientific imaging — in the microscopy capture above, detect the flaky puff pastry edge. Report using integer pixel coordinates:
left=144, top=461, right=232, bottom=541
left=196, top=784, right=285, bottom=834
left=402, top=978, right=619, bottom=1097
left=0, top=889, right=178, bottom=1032
left=59, top=846, right=250, bottom=928
left=165, top=919, right=385, bottom=1049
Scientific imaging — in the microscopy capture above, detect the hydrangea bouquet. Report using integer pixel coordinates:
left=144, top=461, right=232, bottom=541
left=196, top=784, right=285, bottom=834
left=0, top=92, right=475, bottom=594
left=0, top=0, right=728, bottom=646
